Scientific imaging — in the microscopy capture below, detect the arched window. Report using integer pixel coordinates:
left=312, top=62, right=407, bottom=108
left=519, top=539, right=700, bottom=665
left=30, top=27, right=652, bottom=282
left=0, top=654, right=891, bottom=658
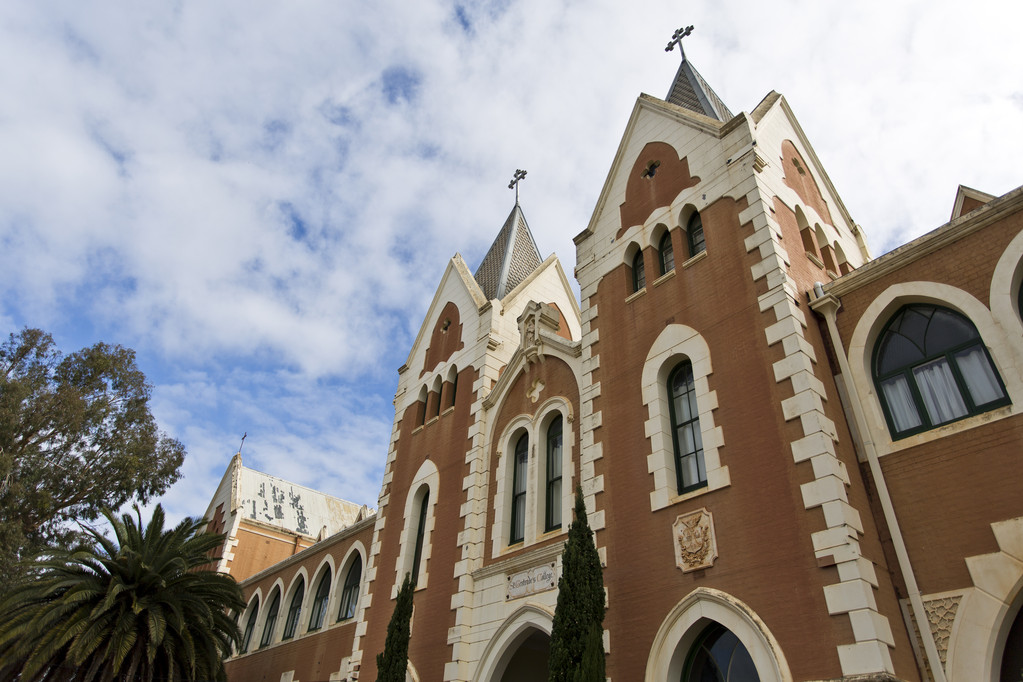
left=874, top=304, right=1008, bottom=438
left=632, top=250, right=646, bottom=292
left=307, top=569, right=331, bottom=632
left=282, top=577, right=305, bottom=640
left=659, top=231, right=675, bottom=275
left=687, top=212, right=705, bottom=258
left=669, top=361, right=706, bottom=494
left=259, top=589, right=281, bottom=648
left=337, top=554, right=363, bottom=621
left=683, top=623, right=761, bottom=681
left=411, top=489, right=430, bottom=586
left=545, top=416, right=563, bottom=532
left=240, top=597, right=259, bottom=653
left=415, top=386, right=427, bottom=427
left=510, top=433, right=529, bottom=543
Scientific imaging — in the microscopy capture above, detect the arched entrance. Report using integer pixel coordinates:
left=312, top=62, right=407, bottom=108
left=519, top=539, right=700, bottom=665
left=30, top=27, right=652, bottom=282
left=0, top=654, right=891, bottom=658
left=498, top=628, right=551, bottom=682
left=1000, top=602, right=1023, bottom=681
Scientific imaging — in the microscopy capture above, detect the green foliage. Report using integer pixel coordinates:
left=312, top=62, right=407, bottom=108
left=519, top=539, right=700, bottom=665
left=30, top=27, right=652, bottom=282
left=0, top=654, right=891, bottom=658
left=0, top=504, right=244, bottom=682
left=549, top=486, right=606, bottom=682
left=376, top=572, right=415, bottom=682
left=0, top=328, right=185, bottom=580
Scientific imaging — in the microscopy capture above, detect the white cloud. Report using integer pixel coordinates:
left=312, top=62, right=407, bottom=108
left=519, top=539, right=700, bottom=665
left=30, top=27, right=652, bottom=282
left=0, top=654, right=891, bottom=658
left=2, top=0, right=1021, bottom=524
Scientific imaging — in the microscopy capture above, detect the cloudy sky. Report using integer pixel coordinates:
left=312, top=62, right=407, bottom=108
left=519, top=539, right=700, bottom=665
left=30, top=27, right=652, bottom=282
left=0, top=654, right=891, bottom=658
left=2, top=0, right=1021, bottom=524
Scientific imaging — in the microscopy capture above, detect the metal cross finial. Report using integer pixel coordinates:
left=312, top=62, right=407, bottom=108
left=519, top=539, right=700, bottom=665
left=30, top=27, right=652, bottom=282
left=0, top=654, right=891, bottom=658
left=508, top=169, right=527, bottom=203
left=238, top=432, right=247, bottom=454
left=665, top=25, right=694, bottom=60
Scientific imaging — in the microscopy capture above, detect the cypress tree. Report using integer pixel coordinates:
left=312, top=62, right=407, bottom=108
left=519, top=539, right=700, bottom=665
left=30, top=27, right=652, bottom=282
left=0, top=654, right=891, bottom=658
left=376, top=572, right=415, bottom=682
left=549, top=486, right=606, bottom=681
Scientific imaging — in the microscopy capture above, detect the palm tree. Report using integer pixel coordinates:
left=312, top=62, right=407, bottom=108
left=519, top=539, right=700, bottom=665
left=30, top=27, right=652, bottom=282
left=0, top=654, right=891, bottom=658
left=0, top=504, right=244, bottom=682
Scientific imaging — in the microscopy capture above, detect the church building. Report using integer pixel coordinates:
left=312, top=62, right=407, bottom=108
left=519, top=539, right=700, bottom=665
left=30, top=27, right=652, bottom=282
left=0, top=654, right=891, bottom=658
left=215, top=35, right=1023, bottom=682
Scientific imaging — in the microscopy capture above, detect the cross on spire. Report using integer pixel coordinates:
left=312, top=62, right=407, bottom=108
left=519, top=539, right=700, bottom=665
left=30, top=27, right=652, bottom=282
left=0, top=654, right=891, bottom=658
left=665, top=25, right=694, bottom=60
left=508, top=169, right=527, bottom=204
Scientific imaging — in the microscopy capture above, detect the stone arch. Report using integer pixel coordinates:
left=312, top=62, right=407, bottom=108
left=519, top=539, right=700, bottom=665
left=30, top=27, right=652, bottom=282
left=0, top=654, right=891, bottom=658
left=946, top=516, right=1023, bottom=682
left=332, top=540, right=368, bottom=623
left=472, top=603, right=555, bottom=682
left=990, top=225, right=1023, bottom=334
left=644, top=587, right=791, bottom=682
left=393, top=458, right=439, bottom=594
left=846, top=282, right=1022, bottom=454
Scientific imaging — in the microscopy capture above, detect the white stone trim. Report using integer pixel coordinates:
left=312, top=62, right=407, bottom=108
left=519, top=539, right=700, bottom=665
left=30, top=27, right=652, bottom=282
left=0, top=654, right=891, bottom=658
left=990, top=226, right=1023, bottom=335
left=947, top=515, right=1023, bottom=682
left=641, top=324, right=729, bottom=511
left=643, top=587, right=791, bottom=682
left=304, top=554, right=336, bottom=635
left=281, top=566, right=310, bottom=639
left=332, top=541, right=367, bottom=627
left=846, top=282, right=1023, bottom=456
left=392, top=459, right=440, bottom=597
left=470, top=603, right=554, bottom=682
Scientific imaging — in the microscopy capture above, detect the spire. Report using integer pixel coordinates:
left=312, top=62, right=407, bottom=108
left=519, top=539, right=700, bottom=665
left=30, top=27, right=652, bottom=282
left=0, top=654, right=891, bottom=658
left=663, top=25, right=733, bottom=122
left=473, top=183, right=543, bottom=301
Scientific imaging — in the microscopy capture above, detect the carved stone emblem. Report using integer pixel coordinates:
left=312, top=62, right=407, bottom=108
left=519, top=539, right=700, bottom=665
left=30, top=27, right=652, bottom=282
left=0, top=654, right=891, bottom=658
left=672, top=508, right=717, bottom=573
left=518, top=301, right=561, bottom=365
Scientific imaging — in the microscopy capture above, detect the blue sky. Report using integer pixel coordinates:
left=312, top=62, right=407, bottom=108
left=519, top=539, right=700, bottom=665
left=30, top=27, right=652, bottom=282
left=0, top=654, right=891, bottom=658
left=2, top=0, right=1022, bottom=523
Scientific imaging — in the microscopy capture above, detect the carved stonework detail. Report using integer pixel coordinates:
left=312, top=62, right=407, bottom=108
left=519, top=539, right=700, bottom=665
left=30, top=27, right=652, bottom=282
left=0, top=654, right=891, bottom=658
left=672, top=508, right=717, bottom=573
left=518, top=301, right=561, bottom=365
left=925, top=595, right=961, bottom=667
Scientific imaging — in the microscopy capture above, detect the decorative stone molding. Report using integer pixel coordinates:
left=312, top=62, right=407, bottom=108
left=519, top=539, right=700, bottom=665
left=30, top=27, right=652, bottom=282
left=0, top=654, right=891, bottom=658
left=672, top=508, right=717, bottom=573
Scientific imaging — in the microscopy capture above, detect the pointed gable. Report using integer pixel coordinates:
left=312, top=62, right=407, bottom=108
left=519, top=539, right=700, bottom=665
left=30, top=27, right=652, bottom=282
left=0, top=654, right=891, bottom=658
left=473, top=203, right=544, bottom=300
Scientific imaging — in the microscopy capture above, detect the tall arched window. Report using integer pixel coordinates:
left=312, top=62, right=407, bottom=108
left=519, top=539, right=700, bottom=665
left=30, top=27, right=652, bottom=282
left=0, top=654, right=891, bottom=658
left=259, top=589, right=281, bottom=648
left=337, top=554, right=363, bottom=621
left=874, top=304, right=1008, bottom=438
left=659, top=231, right=675, bottom=275
left=510, top=433, right=529, bottom=543
left=240, top=597, right=259, bottom=653
left=307, top=569, right=331, bottom=632
left=545, top=416, right=563, bottom=532
left=411, top=489, right=430, bottom=586
left=282, top=577, right=305, bottom=640
left=687, top=212, right=705, bottom=258
left=632, top=250, right=646, bottom=292
left=683, top=623, right=760, bottom=681
left=669, top=360, right=706, bottom=494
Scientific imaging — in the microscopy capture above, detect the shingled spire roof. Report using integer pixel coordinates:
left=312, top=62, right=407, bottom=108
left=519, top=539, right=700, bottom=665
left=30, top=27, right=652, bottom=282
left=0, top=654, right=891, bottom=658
left=664, top=28, right=733, bottom=122
left=473, top=202, right=543, bottom=301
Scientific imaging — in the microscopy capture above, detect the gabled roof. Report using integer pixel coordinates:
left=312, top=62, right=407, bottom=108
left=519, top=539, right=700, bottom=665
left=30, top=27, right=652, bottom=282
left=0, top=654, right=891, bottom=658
left=666, top=56, right=733, bottom=122
left=473, top=202, right=544, bottom=300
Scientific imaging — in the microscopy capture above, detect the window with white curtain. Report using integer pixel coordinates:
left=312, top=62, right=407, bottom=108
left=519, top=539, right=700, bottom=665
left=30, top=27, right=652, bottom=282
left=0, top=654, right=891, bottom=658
left=873, top=304, right=1009, bottom=438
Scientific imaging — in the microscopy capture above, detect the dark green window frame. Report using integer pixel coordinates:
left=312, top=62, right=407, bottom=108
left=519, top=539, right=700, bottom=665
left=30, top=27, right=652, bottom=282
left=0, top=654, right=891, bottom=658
left=307, top=569, right=331, bottom=632
left=632, top=250, right=646, bottom=292
left=668, top=360, right=707, bottom=494
left=659, top=231, right=675, bottom=275
left=259, top=590, right=281, bottom=648
left=510, top=433, right=528, bottom=543
left=686, top=212, right=705, bottom=258
left=281, top=577, right=305, bottom=640
left=873, top=304, right=1009, bottom=439
left=411, top=488, right=429, bottom=586
left=240, top=597, right=259, bottom=653
left=337, top=554, right=363, bottom=621
left=545, top=416, right=563, bottom=532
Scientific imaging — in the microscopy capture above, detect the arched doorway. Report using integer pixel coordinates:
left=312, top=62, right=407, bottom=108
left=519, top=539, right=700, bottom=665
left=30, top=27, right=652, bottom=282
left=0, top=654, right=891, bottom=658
left=499, top=628, right=550, bottom=682
left=682, top=622, right=761, bottom=681
left=1000, top=604, right=1023, bottom=681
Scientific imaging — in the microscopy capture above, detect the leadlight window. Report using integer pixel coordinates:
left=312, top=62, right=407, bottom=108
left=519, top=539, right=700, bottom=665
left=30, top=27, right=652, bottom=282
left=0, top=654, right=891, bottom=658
left=659, top=231, right=675, bottom=275
left=668, top=360, right=706, bottom=494
left=307, top=570, right=331, bottom=632
left=687, top=212, right=705, bottom=258
left=411, top=489, right=429, bottom=586
left=632, top=250, right=646, bottom=292
left=259, top=590, right=281, bottom=648
left=545, top=416, right=563, bottom=532
left=510, top=433, right=528, bottom=543
left=240, top=598, right=259, bottom=653
left=337, top=554, right=363, bottom=621
left=874, top=304, right=1008, bottom=438
left=683, top=623, right=761, bottom=682
left=281, top=577, right=305, bottom=640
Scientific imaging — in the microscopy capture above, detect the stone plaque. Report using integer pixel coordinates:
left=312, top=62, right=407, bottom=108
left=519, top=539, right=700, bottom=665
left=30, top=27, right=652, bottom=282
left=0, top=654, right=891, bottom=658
left=673, top=508, right=717, bottom=573
left=507, top=562, right=558, bottom=600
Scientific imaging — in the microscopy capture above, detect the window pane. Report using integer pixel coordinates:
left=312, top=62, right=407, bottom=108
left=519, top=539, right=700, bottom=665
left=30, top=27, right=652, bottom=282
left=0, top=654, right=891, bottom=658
left=926, top=308, right=978, bottom=353
left=546, top=417, right=563, bottom=531
left=633, top=252, right=645, bottom=291
left=955, top=346, right=1005, bottom=406
left=660, top=233, right=674, bottom=274
left=881, top=375, right=922, bottom=433
left=338, top=555, right=363, bottom=621
left=260, top=592, right=280, bottom=647
left=913, top=357, right=968, bottom=425
left=876, top=332, right=924, bottom=374
left=512, top=495, right=525, bottom=541
left=547, top=478, right=562, bottom=529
